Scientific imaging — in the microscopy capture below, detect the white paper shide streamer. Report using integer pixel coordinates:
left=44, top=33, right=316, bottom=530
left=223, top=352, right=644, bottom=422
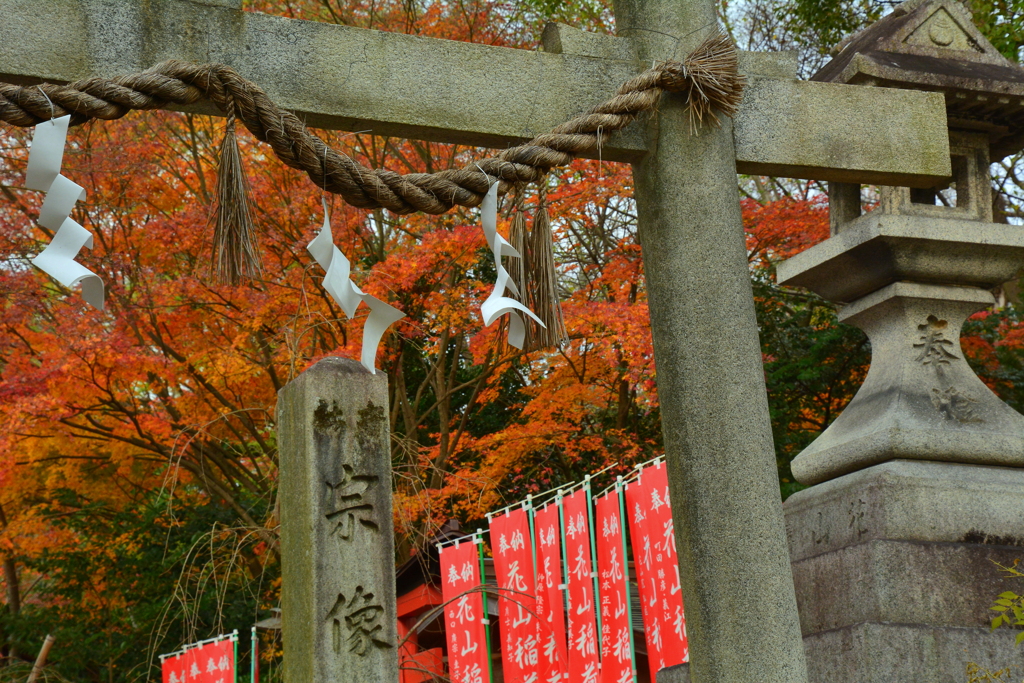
left=26, top=115, right=104, bottom=310
left=479, top=182, right=544, bottom=349
left=307, top=200, right=405, bottom=373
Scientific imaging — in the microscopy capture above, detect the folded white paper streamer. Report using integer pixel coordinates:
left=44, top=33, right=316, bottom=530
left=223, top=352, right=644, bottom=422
left=307, top=200, right=405, bottom=373
left=27, top=115, right=104, bottom=310
left=478, top=182, right=543, bottom=349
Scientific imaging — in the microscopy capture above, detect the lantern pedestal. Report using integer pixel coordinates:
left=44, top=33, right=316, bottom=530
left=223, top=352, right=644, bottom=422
left=783, top=279, right=1024, bottom=486
left=785, top=460, right=1024, bottom=683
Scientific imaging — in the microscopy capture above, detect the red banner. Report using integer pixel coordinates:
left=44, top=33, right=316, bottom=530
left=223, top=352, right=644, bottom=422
left=643, top=463, right=687, bottom=665
left=626, top=463, right=687, bottom=681
left=440, top=539, right=491, bottom=683
left=561, top=489, right=600, bottom=683
left=625, top=475, right=663, bottom=680
left=490, top=507, right=542, bottom=683
left=533, top=502, right=569, bottom=681
left=162, top=652, right=186, bottom=683
left=162, top=637, right=235, bottom=683
left=595, top=489, right=634, bottom=683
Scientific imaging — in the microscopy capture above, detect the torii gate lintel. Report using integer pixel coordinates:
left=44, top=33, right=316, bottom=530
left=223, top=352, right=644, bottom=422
left=2, top=0, right=950, bottom=185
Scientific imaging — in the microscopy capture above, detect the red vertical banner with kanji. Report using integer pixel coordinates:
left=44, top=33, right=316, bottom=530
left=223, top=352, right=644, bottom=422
left=595, top=488, right=634, bottom=683
left=162, top=637, right=236, bottom=683
left=641, top=463, right=687, bottom=665
left=440, top=539, right=491, bottom=683
left=490, top=507, right=542, bottom=683
left=626, top=475, right=664, bottom=680
left=195, top=638, right=235, bottom=683
left=533, top=502, right=569, bottom=682
left=161, top=653, right=186, bottom=683
left=626, top=463, right=687, bottom=682
left=561, top=489, right=600, bottom=683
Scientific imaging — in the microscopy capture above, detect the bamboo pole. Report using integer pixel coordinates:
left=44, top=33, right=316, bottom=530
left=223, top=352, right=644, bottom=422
left=26, top=634, right=55, bottom=683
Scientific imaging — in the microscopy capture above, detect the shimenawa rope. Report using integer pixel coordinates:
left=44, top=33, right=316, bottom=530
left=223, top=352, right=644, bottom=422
left=0, top=33, right=744, bottom=216
left=0, top=32, right=744, bottom=293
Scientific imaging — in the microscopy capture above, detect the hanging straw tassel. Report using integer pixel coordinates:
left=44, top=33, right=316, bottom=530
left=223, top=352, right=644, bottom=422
left=508, top=197, right=529, bottom=300
left=506, top=196, right=533, bottom=352
left=212, top=113, right=263, bottom=284
left=527, top=186, right=568, bottom=351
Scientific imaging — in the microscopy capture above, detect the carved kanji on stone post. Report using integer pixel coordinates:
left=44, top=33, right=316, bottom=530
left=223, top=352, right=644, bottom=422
left=277, top=358, right=398, bottom=683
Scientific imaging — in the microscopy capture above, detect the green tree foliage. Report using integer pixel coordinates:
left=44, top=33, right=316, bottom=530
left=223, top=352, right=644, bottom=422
left=988, top=560, right=1024, bottom=645
left=966, top=0, right=1024, bottom=61
left=0, top=489, right=269, bottom=682
left=757, top=283, right=870, bottom=498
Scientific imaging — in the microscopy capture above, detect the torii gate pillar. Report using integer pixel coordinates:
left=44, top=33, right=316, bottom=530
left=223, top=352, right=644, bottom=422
left=611, top=0, right=809, bottom=680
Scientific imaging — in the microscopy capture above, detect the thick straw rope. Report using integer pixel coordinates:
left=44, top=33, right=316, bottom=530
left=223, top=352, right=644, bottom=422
left=0, top=33, right=745, bottom=216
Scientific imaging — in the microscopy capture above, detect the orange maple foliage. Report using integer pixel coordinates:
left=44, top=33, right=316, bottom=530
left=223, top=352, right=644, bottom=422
left=0, top=2, right=628, bottom=674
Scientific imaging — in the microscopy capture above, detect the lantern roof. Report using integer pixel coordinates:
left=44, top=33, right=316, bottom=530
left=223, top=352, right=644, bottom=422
left=811, top=0, right=1024, bottom=160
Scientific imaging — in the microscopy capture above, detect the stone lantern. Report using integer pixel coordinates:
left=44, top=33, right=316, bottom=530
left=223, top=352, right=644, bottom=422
left=775, top=0, right=1024, bottom=680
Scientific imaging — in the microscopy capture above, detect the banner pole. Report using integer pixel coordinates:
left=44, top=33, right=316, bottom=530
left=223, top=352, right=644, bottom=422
left=556, top=490, right=569, bottom=591
left=584, top=475, right=602, bottom=650
left=230, top=630, right=238, bottom=683
left=476, top=529, right=494, bottom=683
left=526, top=494, right=537, bottom=587
left=617, top=476, right=638, bottom=682
left=251, top=626, right=258, bottom=683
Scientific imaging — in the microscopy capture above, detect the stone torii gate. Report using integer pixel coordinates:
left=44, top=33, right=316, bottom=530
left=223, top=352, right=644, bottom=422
left=1, top=0, right=952, bottom=681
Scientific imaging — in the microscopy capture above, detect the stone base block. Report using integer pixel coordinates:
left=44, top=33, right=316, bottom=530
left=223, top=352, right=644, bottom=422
left=794, top=539, right=1024, bottom=633
left=806, top=623, right=1024, bottom=683
left=786, top=460, right=1024, bottom=682
left=656, top=627, right=1024, bottom=683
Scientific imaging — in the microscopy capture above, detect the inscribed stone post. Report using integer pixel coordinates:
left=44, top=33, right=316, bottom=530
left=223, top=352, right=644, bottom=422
left=610, top=0, right=809, bottom=681
left=277, top=357, right=398, bottom=683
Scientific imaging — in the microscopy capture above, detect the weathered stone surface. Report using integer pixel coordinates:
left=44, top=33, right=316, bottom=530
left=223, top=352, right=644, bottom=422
left=805, top=623, right=1024, bottom=683
left=827, top=182, right=861, bottom=234
left=733, top=74, right=950, bottom=186
left=794, top=538, right=1023, bottom=632
left=611, top=0, right=808, bottom=678
left=0, top=0, right=951, bottom=184
left=777, top=213, right=1024, bottom=304
left=541, top=22, right=637, bottom=61
left=658, top=663, right=691, bottom=683
left=277, top=357, right=397, bottom=683
left=787, top=282, right=1024, bottom=485
left=542, top=23, right=800, bottom=80
left=786, top=460, right=1024, bottom=561
left=738, top=51, right=799, bottom=80
left=786, top=461, right=1024, bottom=683
left=879, top=131, right=995, bottom=222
